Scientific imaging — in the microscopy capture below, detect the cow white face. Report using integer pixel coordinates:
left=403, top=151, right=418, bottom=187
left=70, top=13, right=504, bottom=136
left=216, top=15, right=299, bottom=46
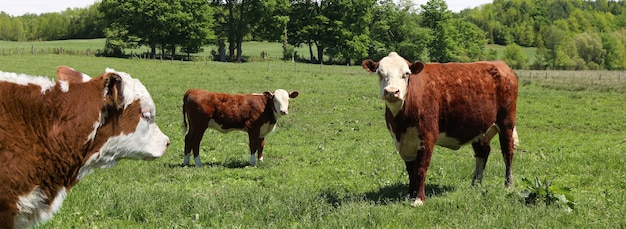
left=79, top=69, right=170, bottom=178
left=264, top=89, right=299, bottom=118
left=362, top=52, right=413, bottom=115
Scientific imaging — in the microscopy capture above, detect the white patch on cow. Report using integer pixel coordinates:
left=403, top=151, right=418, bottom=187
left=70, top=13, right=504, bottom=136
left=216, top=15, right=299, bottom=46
left=208, top=119, right=246, bottom=133
left=58, top=80, right=70, bottom=93
left=376, top=52, right=411, bottom=116
left=396, top=127, right=421, bottom=162
left=249, top=154, right=257, bottom=166
left=79, top=118, right=169, bottom=179
left=80, top=73, right=91, bottom=82
left=259, top=122, right=276, bottom=138
left=0, top=71, right=57, bottom=94
left=194, top=156, right=202, bottom=167
left=412, top=198, right=424, bottom=207
left=435, top=133, right=464, bottom=150
left=14, top=186, right=67, bottom=229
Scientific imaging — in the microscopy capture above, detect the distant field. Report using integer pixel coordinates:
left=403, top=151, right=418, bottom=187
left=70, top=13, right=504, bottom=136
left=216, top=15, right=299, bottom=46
left=486, top=44, right=537, bottom=64
left=2, top=52, right=626, bottom=227
left=1, top=39, right=537, bottom=65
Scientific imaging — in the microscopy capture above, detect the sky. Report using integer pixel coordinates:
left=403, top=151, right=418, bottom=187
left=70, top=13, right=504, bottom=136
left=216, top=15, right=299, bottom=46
left=0, top=0, right=493, bottom=17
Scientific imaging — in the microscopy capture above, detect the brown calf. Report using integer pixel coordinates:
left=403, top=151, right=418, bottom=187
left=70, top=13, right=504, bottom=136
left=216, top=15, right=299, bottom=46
left=182, top=89, right=298, bottom=167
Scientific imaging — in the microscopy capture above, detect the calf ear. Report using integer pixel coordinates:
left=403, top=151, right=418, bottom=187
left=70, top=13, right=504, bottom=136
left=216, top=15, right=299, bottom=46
left=289, top=91, right=299, bottom=98
left=409, top=61, right=425, bottom=74
left=103, top=72, right=124, bottom=109
left=57, top=66, right=89, bottom=83
left=263, top=91, right=273, bottom=99
left=361, top=60, right=378, bottom=73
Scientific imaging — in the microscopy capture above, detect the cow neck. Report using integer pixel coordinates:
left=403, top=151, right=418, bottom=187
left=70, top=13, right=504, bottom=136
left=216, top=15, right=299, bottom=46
left=265, top=97, right=278, bottom=124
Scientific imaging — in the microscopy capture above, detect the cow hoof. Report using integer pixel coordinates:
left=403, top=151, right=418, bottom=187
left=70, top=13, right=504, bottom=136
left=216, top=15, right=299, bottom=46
left=412, top=199, right=424, bottom=206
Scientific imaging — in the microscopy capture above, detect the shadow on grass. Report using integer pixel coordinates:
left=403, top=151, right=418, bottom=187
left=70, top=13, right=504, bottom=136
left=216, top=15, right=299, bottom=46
left=166, top=160, right=249, bottom=169
left=320, top=183, right=456, bottom=206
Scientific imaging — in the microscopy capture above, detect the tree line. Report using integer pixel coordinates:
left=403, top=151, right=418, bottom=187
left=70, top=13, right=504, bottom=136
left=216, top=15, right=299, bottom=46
left=1, top=0, right=625, bottom=70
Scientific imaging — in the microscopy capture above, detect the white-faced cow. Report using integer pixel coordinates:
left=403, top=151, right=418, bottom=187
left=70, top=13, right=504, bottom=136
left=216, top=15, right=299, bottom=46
left=0, top=66, right=170, bottom=229
left=362, top=52, right=518, bottom=206
left=182, top=89, right=299, bottom=167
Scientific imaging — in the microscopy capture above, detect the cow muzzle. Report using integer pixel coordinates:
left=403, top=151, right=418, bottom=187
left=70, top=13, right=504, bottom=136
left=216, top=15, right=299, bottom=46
left=383, top=87, right=401, bottom=101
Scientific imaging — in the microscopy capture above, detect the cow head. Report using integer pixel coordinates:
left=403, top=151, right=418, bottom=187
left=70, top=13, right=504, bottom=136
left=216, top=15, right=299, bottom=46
left=56, top=67, right=170, bottom=178
left=264, top=89, right=299, bottom=117
left=362, top=52, right=424, bottom=114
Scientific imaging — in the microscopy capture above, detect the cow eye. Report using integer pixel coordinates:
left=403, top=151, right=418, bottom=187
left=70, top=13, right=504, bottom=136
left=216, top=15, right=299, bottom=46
left=403, top=72, right=410, bottom=78
left=142, top=112, right=152, bottom=121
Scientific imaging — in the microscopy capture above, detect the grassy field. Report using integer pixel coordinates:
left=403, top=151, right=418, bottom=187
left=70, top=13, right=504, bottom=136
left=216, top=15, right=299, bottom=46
left=1, top=54, right=626, bottom=228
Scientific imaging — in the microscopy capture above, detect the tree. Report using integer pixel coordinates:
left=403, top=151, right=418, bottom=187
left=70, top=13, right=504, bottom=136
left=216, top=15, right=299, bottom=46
left=537, top=25, right=568, bottom=69
left=100, top=0, right=213, bottom=59
left=502, top=44, right=528, bottom=69
left=601, top=33, right=626, bottom=70
left=368, top=0, right=431, bottom=62
left=451, top=19, right=487, bottom=61
left=573, top=32, right=605, bottom=69
left=210, top=0, right=265, bottom=62
left=420, top=0, right=456, bottom=62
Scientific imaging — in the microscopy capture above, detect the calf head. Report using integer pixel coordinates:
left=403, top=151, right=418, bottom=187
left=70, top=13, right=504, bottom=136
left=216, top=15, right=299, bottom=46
left=362, top=52, right=424, bottom=115
left=263, top=89, right=299, bottom=117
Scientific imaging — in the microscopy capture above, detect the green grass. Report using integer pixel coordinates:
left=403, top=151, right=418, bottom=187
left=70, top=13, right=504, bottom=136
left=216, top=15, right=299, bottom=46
left=1, top=55, right=626, bottom=228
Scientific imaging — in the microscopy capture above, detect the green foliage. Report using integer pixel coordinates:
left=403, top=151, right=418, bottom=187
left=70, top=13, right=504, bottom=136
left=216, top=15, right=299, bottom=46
left=502, top=44, right=528, bottom=69
left=420, top=0, right=456, bottom=62
left=515, top=177, right=576, bottom=212
left=100, top=0, right=213, bottom=58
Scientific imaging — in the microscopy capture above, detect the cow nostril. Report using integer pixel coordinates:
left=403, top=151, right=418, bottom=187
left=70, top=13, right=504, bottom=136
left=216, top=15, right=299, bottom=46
left=384, top=88, right=400, bottom=97
left=166, top=139, right=171, bottom=147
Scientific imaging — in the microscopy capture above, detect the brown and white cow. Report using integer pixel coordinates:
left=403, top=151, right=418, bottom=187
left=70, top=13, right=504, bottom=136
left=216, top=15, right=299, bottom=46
left=362, top=52, right=518, bottom=206
left=0, top=66, right=170, bottom=228
left=182, top=89, right=298, bottom=167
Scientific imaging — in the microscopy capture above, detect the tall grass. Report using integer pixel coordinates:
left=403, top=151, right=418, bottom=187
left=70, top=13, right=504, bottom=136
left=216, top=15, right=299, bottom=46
left=1, top=55, right=625, bottom=228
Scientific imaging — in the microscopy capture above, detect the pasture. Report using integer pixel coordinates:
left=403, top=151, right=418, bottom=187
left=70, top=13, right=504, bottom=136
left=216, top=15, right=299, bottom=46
left=0, top=54, right=625, bottom=228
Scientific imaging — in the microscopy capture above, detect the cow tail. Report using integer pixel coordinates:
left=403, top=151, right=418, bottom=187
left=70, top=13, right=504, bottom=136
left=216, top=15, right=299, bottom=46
left=182, top=94, right=189, bottom=135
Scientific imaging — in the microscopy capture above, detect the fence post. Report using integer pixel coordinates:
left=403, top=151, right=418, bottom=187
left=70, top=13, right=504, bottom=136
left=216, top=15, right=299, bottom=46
left=31, top=45, right=35, bottom=54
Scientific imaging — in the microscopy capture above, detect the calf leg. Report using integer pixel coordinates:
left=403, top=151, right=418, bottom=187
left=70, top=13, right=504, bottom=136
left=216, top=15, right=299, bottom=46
left=184, top=128, right=206, bottom=167
left=257, top=138, right=266, bottom=162
left=248, top=132, right=262, bottom=166
left=471, top=141, right=491, bottom=186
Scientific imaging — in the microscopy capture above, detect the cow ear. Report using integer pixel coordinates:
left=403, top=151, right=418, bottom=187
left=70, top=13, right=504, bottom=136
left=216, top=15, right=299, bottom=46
left=263, top=91, right=273, bottom=99
left=289, top=91, right=299, bottom=98
left=57, top=66, right=89, bottom=83
left=103, top=72, right=124, bottom=109
left=361, top=59, right=378, bottom=73
left=409, top=61, right=425, bottom=74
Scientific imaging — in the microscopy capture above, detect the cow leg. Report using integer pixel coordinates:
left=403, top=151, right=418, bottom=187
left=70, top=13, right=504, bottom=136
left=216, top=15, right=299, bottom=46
left=499, top=125, right=516, bottom=187
left=257, top=138, right=266, bottom=163
left=412, top=144, right=434, bottom=206
left=248, top=132, right=261, bottom=166
left=184, top=121, right=208, bottom=167
left=471, top=141, right=491, bottom=186
left=405, top=159, right=419, bottom=199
